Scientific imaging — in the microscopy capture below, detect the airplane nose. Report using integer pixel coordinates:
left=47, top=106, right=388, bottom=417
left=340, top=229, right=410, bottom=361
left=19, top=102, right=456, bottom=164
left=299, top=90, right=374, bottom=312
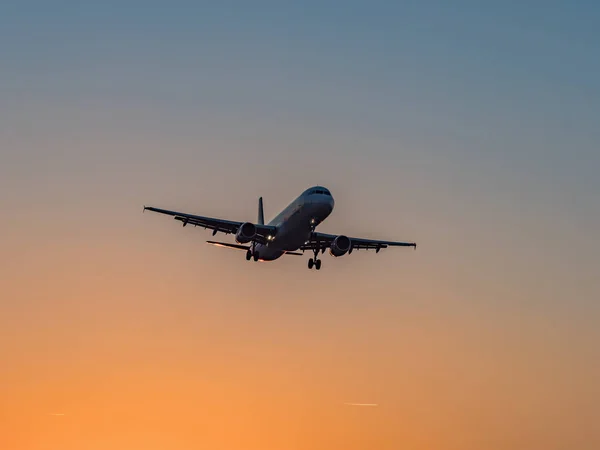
left=327, top=196, right=334, bottom=212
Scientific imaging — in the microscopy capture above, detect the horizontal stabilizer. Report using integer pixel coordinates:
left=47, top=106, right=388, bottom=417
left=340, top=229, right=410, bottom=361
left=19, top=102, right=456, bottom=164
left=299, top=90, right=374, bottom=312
left=206, top=241, right=303, bottom=256
left=206, top=241, right=249, bottom=251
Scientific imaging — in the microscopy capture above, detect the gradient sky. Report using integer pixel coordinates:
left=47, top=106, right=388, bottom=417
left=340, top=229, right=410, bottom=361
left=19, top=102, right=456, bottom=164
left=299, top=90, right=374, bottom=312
left=1, top=1, right=599, bottom=449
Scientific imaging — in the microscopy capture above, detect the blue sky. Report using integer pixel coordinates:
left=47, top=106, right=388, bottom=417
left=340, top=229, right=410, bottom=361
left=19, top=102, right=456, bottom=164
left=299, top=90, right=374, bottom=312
left=2, top=0, right=598, bottom=297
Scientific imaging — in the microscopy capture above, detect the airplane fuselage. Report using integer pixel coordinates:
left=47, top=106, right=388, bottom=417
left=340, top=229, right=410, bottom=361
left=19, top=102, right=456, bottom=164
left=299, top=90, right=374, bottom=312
left=253, top=186, right=334, bottom=261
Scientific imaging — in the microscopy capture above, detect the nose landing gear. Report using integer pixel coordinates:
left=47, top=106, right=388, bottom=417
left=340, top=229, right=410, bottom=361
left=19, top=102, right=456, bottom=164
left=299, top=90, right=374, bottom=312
left=307, top=258, right=321, bottom=270
left=308, top=247, right=322, bottom=270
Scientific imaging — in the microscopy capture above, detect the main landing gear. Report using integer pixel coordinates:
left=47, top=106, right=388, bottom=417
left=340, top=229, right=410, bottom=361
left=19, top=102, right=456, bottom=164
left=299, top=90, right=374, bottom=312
left=246, top=243, right=259, bottom=262
left=307, top=247, right=322, bottom=270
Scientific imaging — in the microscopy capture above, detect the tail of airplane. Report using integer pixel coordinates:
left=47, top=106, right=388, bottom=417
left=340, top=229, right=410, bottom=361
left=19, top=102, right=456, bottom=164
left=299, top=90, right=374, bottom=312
left=258, top=197, right=264, bottom=225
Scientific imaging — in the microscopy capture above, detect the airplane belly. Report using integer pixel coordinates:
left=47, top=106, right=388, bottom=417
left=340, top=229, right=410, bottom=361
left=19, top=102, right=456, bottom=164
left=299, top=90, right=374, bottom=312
left=254, top=244, right=284, bottom=261
left=275, top=217, right=312, bottom=251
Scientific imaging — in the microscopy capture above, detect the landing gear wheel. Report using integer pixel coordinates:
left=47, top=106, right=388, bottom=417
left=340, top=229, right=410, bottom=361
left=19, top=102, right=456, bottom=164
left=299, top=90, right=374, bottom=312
left=253, top=252, right=259, bottom=262
left=308, top=246, right=322, bottom=270
left=246, top=249, right=252, bottom=261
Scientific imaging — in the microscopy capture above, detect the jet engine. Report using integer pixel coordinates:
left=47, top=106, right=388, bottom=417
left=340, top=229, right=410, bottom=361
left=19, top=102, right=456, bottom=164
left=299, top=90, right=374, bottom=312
left=329, top=235, right=351, bottom=257
left=235, top=222, right=257, bottom=244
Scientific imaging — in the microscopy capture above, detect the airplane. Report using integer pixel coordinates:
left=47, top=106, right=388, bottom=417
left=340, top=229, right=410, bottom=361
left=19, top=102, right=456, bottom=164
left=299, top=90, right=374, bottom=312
left=143, top=186, right=416, bottom=270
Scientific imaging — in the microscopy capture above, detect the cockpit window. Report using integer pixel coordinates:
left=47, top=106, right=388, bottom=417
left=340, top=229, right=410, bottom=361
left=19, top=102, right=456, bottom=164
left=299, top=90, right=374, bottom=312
left=308, top=189, right=330, bottom=196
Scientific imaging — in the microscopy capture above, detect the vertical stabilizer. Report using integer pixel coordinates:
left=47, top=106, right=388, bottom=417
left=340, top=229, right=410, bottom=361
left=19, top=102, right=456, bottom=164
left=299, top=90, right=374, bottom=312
left=258, top=197, right=264, bottom=225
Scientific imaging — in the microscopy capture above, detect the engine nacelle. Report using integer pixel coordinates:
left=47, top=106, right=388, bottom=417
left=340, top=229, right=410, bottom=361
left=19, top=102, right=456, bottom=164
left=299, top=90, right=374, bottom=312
left=235, top=222, right=257, bottom=244
left=329, top=235, right=351, bottom=257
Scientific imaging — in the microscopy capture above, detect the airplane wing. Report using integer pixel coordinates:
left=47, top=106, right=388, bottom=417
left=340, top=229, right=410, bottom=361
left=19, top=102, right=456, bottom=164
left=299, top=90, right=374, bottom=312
left=300, top=232, right=416, bottom=253
left=143, top=206, right=277, bottom=244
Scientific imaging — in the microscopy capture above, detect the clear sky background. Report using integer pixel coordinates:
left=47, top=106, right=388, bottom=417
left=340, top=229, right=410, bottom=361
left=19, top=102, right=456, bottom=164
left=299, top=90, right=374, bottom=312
left=1, top=1, right=599, bottom=449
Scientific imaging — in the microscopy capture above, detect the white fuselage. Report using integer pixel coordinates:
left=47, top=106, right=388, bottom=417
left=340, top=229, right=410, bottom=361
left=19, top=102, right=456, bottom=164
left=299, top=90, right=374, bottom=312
left=253, top=186, right=335, bottom=261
